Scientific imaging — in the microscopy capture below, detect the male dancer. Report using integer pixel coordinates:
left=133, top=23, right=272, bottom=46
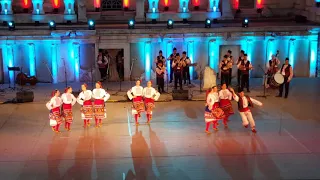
left=277, top=58, right=293, bottom=98
left=143, top=81, right=161, bottom=124
left=167, top=48, right=178, bottom=83
left=61, top=87, right=77, bottom=131
left=226, top=50, right=233, bottom=85
left=127, top=80, right=145, bottom=125
left=230, top=88, right=263, bottom=133
left=181, top=51, right=191, bottom=85
left=155, top=61, right=165, bottom=93
left=237, top=50, right=245, bottom=86
left=238, top=54, right=252, bottom=92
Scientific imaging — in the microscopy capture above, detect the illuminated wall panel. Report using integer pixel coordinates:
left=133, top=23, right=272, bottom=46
left=73, top=43, right=80, bottom=82
left=6, top=44, right=14, bottom=84
left=166, top=41, right=173, bottom=80
left=145, top=41, right=151, bottom=81
left=187, top=41, right=194, bottom=80
left=288, top=39, right=295, bottom=69
left=51, top=44, right=58, bottom=83
left=309, top=40, right=317, bottom=77
left=28, top=43, right=36, bottom=76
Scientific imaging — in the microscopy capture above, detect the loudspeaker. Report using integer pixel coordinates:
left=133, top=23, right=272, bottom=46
left=295, top=15, right=307, bottom=23
left=16, top=91, right=34, bottom=103
left=172, top=89, right=189, bottom=100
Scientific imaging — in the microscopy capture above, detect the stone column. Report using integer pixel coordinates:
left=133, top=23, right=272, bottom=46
left=64, top=0, right=75, bottom=14
left=221, top=0, right=233, bottom=19
left=0, top=0, right=13, bottom=14
left=28, top=43, right=36, bottom=76
left=166, top=41, right=173, bottom=81
left=135, top=0, right=145, bottom=21
left=77, top=0, right=87, bottom=22
left=31, top=0, right=45, bottom=14
left=187, top=41, right=194, bottom=80
left=288, top=39, right=295, bottom=69
left=317, top=32, right=320, bottom=77
left=73, top=43, right=80, bottom=82
left=309, top=40, right=317, bottom=77
left=6, top=44, right=14, bottom=84
left=145, top=41, right=151, bottom=81
left=208, top=39, right=217, bottom=71
left=51, top=44, right=58, bottom=84
left=178, top=0, right=190, bottom=12
left=208, top=0, right=220, bottom=12
left=148, top=0, right=159, bottom=13
left=246, top=39, right=252, bottom=77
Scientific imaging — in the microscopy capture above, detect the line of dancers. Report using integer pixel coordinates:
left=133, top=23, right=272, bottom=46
left=204, top=84, right=263, bottom=134
left=46, top=80, right=160, bottom=133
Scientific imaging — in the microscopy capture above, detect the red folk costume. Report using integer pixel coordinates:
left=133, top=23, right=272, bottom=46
left=219, top=89, right=234, bottom=126
left=142, top=86, right=161, bottom=123
left=77, top=89, right=93, bottom=127
left=92, top=85, right=110, bottom=128
left=204, top=91, right=225, bottom=132
left=127, top=85, right=144, bottom=125
left=61, top=90, right=77, bottom=131
left=46, top=92, right=63, bottom=133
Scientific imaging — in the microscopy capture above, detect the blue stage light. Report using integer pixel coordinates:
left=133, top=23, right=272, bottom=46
left=167, top=19, right=173, bottom=29
left=128, top=19, right=135, bottom=29
left=48, top=20, right=56, bottom=30
left=242, top=18, right=249, bottom=27
left=205, top=18, right=211, bottom=28
left=88, top=20, right=95, bottom=30
left=8, top=21, right=15, bottom=31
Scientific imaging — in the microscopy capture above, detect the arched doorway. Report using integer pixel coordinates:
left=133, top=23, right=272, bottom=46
left=101, top=0, right=123, bottom=10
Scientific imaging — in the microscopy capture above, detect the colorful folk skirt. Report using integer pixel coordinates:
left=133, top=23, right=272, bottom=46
left=204, top=103, right=225, bottom=122
left=49, top=107, right=62, bottom=126
left=94, top=99, right=106, bottom=119
left=62, top=103, right=73, bottom=123
left=133, top=96, right=145, bottom=114
left=80, top=100, right=93, bottom=119
left=144, top=98, right=155, bottom=114
left=220, top=99, right=234, bottom=116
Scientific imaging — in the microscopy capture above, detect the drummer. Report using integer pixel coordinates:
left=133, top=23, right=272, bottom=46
left=276, top=58, right=293, bottom=98
left=266, top=54, right=280, bottom=88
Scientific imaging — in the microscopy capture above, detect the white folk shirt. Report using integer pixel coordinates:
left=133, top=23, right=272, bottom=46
left=46, top=97, right=62, bottom=110
left=77, top=90, right=92, bottom=105
left=61, top=93, right=76, bottom=105
left=281, top=64, right=294, bottom=81
left=233, top=94, right=262, bottom=110
left=206, top=92, right=219, bottom=109
left=127, top=86, right=144, bottom=100
left=219, top=89, right=232, bottom=100
left=97, top=55, right=109, bottom=65
left=92, top=88, right=110, bottom=102
left=143, top=87, right=160, bottom=101
left=237, top=60, right=253, bottom=69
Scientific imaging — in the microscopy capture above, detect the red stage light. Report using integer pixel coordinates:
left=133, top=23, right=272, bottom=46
left=164, top=0, right=169, bottom=6
left=235, top=0, right=239, bottom=9
left=52, top=0, right=60, bottom=8
left=23, top=0, right=30, bottom=8
left=193, top=0, right=200, bottom=6
left=257, top=0, right=262, bottom=8
left=124, top=0, right=129, bottom=8
left=94, top=0, right=100, bottom=8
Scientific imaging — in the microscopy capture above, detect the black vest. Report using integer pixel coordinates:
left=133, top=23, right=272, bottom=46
left=240, top=60, right=250, bottom=74
left=221, top=60, right=229, bottom=74
left=280, top=64, right=291, bottom=77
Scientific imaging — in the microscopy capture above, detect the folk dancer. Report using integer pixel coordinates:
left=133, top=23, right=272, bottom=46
left=230, top=88, right=263, bottom=133
left=143, top=81, right=161, bottom=124
left=156, top=61, right=166, bottom=93
left=277, top=58, right=293, bottom=98
left=220, top=55, right=231, bottom=87
left=155, top=50, right=166, bottom=66
left=172, top=53, right=185, bottom=90
left=219, top=83, right=234, bottom=127
left=266, top=54, right=281, bottom=88
left=181, top=51, right=191, bottom=85
left=204, top=86, right=225, bottom=133
left=92, top=81, right=110, bottom=128
left=238, top=54, right=253, bottom=92
left=226, top=50, right=234, bottom=85
left=77, top=83, right=93, bottom=128
left=61, top=87, right=76, bottom=131
left=237, top=50, right=245, bottom=86
left=97, top=50, right=109, bottom=81
left=127, top=80, right=145, bottom=125
left=167, top=47, right=178, bottom=83
left=46, top=90, right=63, bottom=133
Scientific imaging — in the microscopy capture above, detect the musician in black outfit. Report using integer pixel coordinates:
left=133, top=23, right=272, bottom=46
left=156, top=61, right=166, bottom=93
left=277, top=58, right=293, bottom=98
left=155, top=50, right=165, bottom=66
left=238, top=54, right=252, bottom=92
left=172, top=53, right=185, bottom=90
left=237, top=50, right=245, bottom=86
left=181, top=51, right=191, bottom=85
left=226, top=50, right=233, bottom=85
left=220, top=55, right=231, bottom=87
left=167, top=48, right=178, bottom=83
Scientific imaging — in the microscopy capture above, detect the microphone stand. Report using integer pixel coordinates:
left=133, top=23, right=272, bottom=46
left=256, top=65, right=269, bottom=98
left=62, top=58, right=67, bottom=88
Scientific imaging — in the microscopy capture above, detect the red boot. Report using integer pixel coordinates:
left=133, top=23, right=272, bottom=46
left=205, top=122, right=211, bottom=134
left=83, top=120, right=87, bottom=128
left=99, top=119, right=102, bottom=127
left=213, top=121, right=218, bottom=131
left=134, top=114, right=139, bottom=125
left=55, top=124, right=61, bottom=133
left=67, top=122, right=71, bottom=131
left=87, top=120, right=90, bottom=127
left=95, top=118, right=99, bottom=128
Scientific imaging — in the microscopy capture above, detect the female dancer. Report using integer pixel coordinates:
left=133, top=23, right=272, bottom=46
left=127, top=80, right=144, bottom=125
left=61, top=87, right=77, bottom=131
left=92, top=81, right=110, bottom=128
left=46, top=90, right=63, bottom=133
left=219, top=83, right=234, bottom=127
left=204, top=86, right=225, bottom=133
left=77, top=83, right=93, bottom=128
left=143, top=81, right=161, bottom=124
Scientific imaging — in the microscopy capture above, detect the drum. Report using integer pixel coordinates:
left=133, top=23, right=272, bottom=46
left=28, top=76, right=38, bottom=86
left=16, top=73, right=28, bottom=85
left=269, top=73, right=284, bottom=88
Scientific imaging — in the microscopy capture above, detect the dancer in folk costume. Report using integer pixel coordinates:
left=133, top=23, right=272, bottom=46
left=127, top=80, right=145, bottom=125
left=46, top=90, right=63, bottom=133
left=219, top=83, right=234, bottom=127
left=229, top=88, right=263, bottom=133
left=61, top=87, right=77, bottom=131
left=77, top=83, right=93, bottom=128
left=92, top=81, right=110, bottom=128
left=143, top=81, right=161, bottom=124
left=204, top=86, right=225, bottom=133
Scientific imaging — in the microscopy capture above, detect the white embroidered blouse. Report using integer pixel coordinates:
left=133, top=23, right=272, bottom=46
left=143, top=87, right=160, bottom=100
left=61, top=93, right=77, bottom=105
left=46, top=97, right=62, bottom=110
left=127, top=86, right=144, bottom=100
left=92, top=88, right=110, bottom=102
left=77, top=90, right=92, bottom=105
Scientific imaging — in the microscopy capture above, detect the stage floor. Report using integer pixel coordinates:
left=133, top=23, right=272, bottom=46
left=0, top=78, right=320, bottom=180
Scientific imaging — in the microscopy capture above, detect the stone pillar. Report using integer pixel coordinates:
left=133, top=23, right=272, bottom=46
left=309, top=40, right=317, bottom=77
left=51, top=44, right=58, bottom=84
left=28, top=43, right=36, bottom=76
left=148, top=0, right=159, bottom=13
left=178, top=0, right=190, bottom=12
left=208, top=39, right=217, bottom=71
left=77, top=0, right=87, bottom=22
left=64, top=0, right=75, bottom=14
left=135, top=0, right=145, bottom=21
left=187, top=41, right=194, bottom=80
left=0, top=0, right=13, bottom=14
left=166, top=41, right=173, bottom=81
left=6, top=44, right=14, bottom=84
left=145, top=41, right=151, bottom=81
left=73, top=43, right=80, bottom=82
left=288, top=39, right=295, bottom=69
left=221, top=0, right=233, bottom=19
left=246, top=39, right=252, bottom=77
left=317, top=32, right=320, bottom=77
left=208, top=0, right=220, bottom=12
left=31, top=0, right=45, bottom=14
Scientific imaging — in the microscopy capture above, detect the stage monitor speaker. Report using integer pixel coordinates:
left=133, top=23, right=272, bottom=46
left=16, top=91, right=34, bottom=103
left=172, top=89, right=189, bottom=100
left=295, top=15, right=307, bottom=23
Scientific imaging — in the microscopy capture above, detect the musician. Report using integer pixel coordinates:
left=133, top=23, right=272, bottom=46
left=97, top=50, right=109, bottom=81
left=77, top=83, right=93, bottom=128
left=46, top=90, right=63, bottom=133
left=167, top=47, right=178, bottom=83
left=226, top=50, right=233, bottom=85
left=156, top=61, right=165, bottom=93
left=238, top=54, right=252, bottom=92
left=127, top=80, right=145, bottom=125
left=266, top=55, right=280, bottom=87
left=219, top=83, right=234, bottom=127
left=237, top=50, right=245, bottom=86
left=181, top=51, right=191, bottom=85
left=172, top=53, right=185, bottom=90
left=92, top=82, right=110, bottom=128
left=143, top=81, right=161, bottom=124
left=230, top=88, right=263, bottom=133
left=277, top=58, right=293, bottom=98
left=61, top=87, right=77, bottom=131
left=155, top=50, right=165, bottom=66
left=220, top=55, right=231, bottom=87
